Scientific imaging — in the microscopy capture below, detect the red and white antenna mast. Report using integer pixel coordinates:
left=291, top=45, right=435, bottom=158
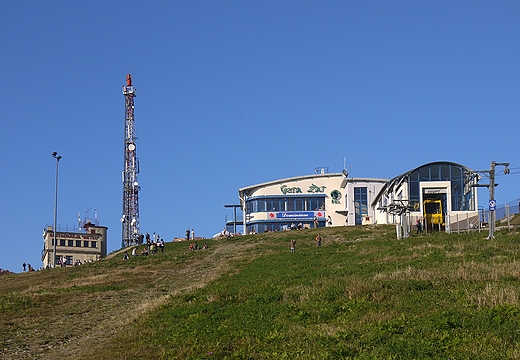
left=121, top=74, right=140, bottom=247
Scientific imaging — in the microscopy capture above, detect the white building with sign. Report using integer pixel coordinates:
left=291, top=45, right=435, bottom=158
left=237, top=171, right=388, bottom=234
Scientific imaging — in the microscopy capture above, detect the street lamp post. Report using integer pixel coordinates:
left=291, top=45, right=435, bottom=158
left=52, top=152, right=62, bottom=268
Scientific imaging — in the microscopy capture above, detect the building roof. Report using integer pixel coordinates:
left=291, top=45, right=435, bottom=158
left=239, top=173, right=389, bottom=199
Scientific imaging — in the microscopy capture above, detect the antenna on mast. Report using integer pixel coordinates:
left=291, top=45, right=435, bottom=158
left=121, top=74, right=141, bottom=248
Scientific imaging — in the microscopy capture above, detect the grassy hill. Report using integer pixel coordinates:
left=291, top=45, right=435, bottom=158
left=2, top=225, right=520, bottom=359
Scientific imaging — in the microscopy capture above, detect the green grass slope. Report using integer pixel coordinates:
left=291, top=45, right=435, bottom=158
left=2, top=226, right=520, bottom=359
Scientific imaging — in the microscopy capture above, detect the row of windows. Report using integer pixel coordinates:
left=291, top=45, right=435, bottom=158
left=409, top=163, right=465, bottom=182
left=53, top=239, right=98, bottom=248
left=247, top=221, right=325, bottom=233
left=408, top=164, right=475, bottom=211
left=247, top=197, right=326, bottom=213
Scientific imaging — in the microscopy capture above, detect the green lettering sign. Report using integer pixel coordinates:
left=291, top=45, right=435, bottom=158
left=281, top=185, right=302, bottom=194
left=308, top=184, right=326, bottom=193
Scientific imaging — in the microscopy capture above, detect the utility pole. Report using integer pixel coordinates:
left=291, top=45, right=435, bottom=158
left=489, top=161, right=496, bottom=239
left=474, top=161, right=510, bottom=239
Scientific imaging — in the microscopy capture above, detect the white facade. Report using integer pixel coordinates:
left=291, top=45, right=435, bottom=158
left=238, top=173, right=388, bottom=234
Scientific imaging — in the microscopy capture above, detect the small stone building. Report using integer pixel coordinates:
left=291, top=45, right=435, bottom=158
left=42, top=222, right=107, bottom=268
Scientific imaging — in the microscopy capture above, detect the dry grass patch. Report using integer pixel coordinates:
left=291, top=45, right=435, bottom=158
left=468, top=283, right=520, bottom=307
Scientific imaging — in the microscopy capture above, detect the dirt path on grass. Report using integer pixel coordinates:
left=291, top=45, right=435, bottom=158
left=3, top=240, right=262, bottom=360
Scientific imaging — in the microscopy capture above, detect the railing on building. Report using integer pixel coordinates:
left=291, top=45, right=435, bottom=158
left=45, top=225, right=90, bottom=234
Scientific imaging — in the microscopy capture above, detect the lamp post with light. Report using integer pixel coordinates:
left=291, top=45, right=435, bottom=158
left=52, top=152, right=62, bottom=268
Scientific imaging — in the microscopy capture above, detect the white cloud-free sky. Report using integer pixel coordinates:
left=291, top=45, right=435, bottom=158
left=1, top=1, right=519, bottom=272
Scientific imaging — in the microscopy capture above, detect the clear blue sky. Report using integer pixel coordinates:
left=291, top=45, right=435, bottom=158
left=1, top=1, right=519, bottom=272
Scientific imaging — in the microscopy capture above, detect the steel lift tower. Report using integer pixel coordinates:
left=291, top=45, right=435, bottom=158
left=121, top=74, right=141, bottom=247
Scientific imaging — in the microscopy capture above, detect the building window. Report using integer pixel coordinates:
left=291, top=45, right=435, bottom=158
left=441, top=164, right=451, bottom=181
left=68, top=240, right=74, bottom=247
left=451, top=165, right=463, bottom=180
left=354, top=187, right=368, bottom=225
left=286, top=198, right=295, bottom=211
left=430, top=164, right=441, bottom=181
left=84, top=241, right=89, bottom=247
left=419, top=167, right=430, bottom=181
left=91, top=241, right=97, bottom=248
left=308, top=197, right=325, bottom=211
left=255, top=199, right=266, bottom=212
left=295, top=198, right=304, bottom=211
left=60, top=239, right=66, bottom=246
left=65, top=256, right=73, bottom=265
left=76, top=240, right=81, bottom=247
left=250, top=199, right=262, bottom=212
left=266, top=199, right=282, bottom=211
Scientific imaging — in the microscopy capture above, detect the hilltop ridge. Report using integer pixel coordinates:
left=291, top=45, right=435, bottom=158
left=2, top=225, right=520, bottom=359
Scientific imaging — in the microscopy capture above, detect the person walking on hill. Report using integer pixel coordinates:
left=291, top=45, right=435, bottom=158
left=290, top=239, right=296, bottom=253
left=315, top=233, right=322, bottom=247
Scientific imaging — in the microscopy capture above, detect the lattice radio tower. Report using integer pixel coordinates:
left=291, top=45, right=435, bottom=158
left=121, top=74, right=141, bottom=247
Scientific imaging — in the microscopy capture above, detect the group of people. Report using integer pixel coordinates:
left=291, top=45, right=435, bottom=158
left=290, top=222, right=304, bottom=230
left=214, top=228, right=240, bottom=239
left=186, top=228, right=195, bottom=241
left=124, top=232, right=165, bottom=260
left=57, top=257, right=68, bottom=267
left=189, top=242, right=208, bottom=250
left=288, top=219, right=330, bottom=230
left=146, top=232, right=165, bottom=253
left=22, top=262, right=34, bottom=272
